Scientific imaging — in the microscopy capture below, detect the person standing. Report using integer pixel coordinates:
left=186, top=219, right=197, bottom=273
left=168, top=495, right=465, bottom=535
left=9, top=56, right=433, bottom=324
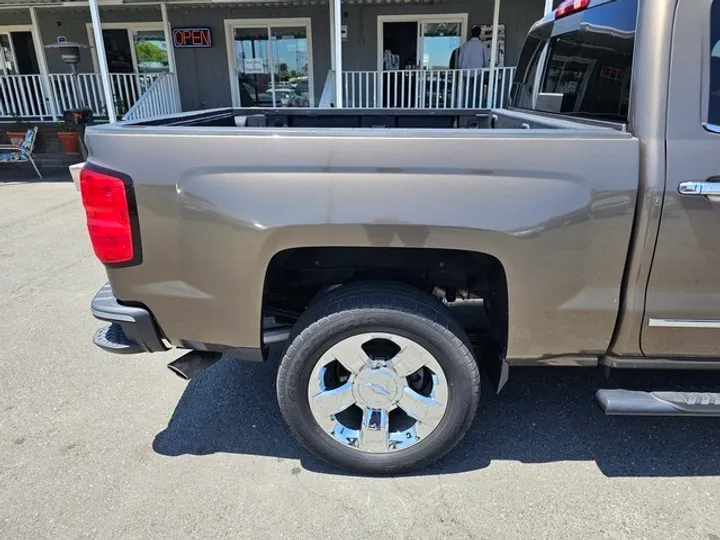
left=457, top=25, right=488, bottom=107
left=458, top=25, right=488, bottom=70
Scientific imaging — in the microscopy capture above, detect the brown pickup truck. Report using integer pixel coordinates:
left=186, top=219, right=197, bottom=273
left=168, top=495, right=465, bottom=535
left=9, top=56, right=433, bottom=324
left=80, top=0, right=720, bottom=474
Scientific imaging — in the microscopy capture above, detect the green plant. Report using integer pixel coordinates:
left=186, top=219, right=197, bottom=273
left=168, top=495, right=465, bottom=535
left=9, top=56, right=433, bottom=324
left=56, top=120, right=76, bottom=133
left=100, top=96, right=128, bottom=120
left=115, top=96, right=128, bottom=117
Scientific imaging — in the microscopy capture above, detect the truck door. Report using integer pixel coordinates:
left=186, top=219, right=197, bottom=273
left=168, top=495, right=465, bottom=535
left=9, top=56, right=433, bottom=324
left=642, top=0, right=720, bottom=357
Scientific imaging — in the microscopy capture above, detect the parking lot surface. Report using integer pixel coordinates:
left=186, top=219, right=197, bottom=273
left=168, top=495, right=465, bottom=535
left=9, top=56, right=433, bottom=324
left=1, top=181, right=719, bottom=540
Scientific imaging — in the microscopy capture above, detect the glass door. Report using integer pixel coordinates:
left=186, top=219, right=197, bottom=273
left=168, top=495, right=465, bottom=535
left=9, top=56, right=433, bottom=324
left=233, top=27, right=272, bottom=107
left=270, top=26, right=310, bottom=107
left=88, top=26, right=169, bottom=74
left=102, top=29, right=134, bottom=73
left=230, top=19, right=313, bottom=108
left=378, top=16, right=466, bottom=107
left=0, top=31, right=44, bottom=118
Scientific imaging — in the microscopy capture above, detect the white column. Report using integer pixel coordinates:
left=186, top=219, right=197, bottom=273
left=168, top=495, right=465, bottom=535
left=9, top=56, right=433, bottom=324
left=332, top=0, right=343, bottom=107
left=486, top=0, right=501, bottom=108
left=160, top=2, right=180, bottom=111
left=161, top=3, right=176, bottom=73
left=544, top=0, right=554, bottom=15
left=88, top=0, right=116, bottom=122
left=29, top=6, right=58, bottom=121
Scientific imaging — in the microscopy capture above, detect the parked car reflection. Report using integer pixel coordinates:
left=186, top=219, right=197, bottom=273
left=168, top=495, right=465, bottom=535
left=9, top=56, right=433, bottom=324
left=238, top=75, right=310, bottom=108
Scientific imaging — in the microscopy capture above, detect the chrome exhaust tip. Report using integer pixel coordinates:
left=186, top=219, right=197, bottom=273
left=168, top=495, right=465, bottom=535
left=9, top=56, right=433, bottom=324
left=167, top=350, right=223, bottom=380
left=167, top=326, right=293, bottom=380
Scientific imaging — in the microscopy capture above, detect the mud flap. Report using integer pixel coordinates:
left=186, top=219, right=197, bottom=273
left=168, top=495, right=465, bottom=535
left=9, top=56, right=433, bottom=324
left=477, top=342, right=509, bottom=393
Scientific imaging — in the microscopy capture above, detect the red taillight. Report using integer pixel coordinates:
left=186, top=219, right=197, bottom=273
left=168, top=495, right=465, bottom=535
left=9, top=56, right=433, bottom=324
left=555, top=0, right=590, bottom=18
left=79, top=167, right=136, bottom=265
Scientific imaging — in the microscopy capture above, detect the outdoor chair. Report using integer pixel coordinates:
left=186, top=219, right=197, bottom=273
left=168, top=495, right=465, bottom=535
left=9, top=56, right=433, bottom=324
left=0, top=127, right=42, bottom=180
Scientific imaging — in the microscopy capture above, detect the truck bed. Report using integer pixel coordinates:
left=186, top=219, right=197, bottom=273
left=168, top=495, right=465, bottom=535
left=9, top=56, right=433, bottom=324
left=126, top=107, right=624, bottom=131
left=85, top=106, right=637, bottom=364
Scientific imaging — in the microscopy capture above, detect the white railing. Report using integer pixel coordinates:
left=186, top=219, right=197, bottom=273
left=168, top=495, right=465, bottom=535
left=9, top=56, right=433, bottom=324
left=49, top=73, right=161, bottom=118
left=0, top=74, right=53, bottom=119
left=342, top=67, right=516, bottom=110
left=124, top=73, right=181, bottom=121
left=1, top=72, right=166, bottom=121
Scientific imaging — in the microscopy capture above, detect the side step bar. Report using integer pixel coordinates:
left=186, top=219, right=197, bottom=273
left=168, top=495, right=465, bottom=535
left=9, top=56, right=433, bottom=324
left=596, top=389, right=720, bottom=416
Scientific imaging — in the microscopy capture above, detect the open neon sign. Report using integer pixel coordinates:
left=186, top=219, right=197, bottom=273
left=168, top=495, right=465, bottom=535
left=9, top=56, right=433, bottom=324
left=172, top=27, right=212, bottom=48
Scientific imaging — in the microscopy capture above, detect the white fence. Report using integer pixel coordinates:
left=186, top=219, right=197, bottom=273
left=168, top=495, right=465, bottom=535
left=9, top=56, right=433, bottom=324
left=0, top=72, right=165, bottom=121
left=124, top=73, right=181, bottom=121
left=341, top=67, right=516, bottom=109
left=0, top=74, right=52, bottom=119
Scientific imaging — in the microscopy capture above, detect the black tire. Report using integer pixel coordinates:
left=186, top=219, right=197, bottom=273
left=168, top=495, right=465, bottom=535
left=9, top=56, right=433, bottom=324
left=276, top=282, right=480, bottom=475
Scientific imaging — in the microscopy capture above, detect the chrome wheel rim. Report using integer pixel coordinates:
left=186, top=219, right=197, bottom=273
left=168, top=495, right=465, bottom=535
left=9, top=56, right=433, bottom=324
left=307, top=332, right=449, bottom=454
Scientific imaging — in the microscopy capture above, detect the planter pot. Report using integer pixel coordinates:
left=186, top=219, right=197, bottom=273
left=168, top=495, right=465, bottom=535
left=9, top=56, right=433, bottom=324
left=58, top=131, right=80, bottom=154
left=6, top=131, right=27, bottom=147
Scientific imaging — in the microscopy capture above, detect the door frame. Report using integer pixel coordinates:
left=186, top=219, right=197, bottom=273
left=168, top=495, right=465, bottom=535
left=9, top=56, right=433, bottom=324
left=0, top=25, right=35, bottom=75
left=224, top=17, right=315, bottom=107
left=376, top=13, right=468, bottom=71
left=86, top=22, right=172, bottom=74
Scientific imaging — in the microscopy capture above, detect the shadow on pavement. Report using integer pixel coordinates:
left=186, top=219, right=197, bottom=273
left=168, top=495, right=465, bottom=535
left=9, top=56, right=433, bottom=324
left=153, top=352, right=720, bottom=477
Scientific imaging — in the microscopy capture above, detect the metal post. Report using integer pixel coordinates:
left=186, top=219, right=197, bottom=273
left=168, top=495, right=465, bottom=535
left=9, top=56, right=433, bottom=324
left=544, top=0, right=554, bottom=15
left=332, top=0, right=343, bottom=107
left=487, top=0, right=500, bottom=109
left=88, top=0, right=116, bottom=122
left=29, top=6, right=58, bottom=121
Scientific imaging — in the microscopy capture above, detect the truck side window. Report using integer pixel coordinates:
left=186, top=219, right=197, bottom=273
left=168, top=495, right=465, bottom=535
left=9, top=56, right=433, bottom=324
left=710, top=0, right=720, bottom=125
left=510, top=30, right=547, bottom=109
left=511, top=0, right=638, bottom=123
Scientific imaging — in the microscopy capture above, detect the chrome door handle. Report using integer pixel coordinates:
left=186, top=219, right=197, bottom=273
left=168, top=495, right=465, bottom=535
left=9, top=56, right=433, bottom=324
left=678, top=181, right=720, bottom=196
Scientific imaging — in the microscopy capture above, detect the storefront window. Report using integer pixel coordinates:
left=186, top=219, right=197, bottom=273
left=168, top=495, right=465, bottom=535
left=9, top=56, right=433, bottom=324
left=133, top=30, right=169, bottom=73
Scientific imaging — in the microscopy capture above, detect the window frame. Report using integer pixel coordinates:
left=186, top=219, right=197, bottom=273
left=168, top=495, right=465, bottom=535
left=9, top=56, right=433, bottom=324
left=85, top=22, right=173, bottom=74
left=707, top=0, right=720, bottom=130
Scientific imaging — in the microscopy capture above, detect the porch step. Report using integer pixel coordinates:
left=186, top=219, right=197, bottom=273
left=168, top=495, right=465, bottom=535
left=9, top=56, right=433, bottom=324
left=596, top=389, right=720, bottom=416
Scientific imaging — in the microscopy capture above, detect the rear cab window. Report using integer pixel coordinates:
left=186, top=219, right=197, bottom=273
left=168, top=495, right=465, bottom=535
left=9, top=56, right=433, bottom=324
left=710, top=0, right=720, bottom=126
left=510, top=0, right=639, bottom=123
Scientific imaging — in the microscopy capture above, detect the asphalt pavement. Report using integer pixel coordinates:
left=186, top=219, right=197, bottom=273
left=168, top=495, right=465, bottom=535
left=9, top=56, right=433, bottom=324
left=1, top=180, right=719, bottom=540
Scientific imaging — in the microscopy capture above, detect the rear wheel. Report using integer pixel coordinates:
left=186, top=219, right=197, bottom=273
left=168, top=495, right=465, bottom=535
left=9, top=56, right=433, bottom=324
left=276, top=282, right=480, bottom=474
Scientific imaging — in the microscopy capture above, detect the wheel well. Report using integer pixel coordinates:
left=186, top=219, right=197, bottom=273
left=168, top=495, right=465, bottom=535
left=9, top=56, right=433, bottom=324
left=262, top=247, right=508, bottom=356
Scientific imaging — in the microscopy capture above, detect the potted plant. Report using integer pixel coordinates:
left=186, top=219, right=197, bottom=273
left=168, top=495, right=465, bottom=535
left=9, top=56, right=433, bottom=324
left=6, top=112, right=31, bottom=147
left=56, top=120, right=80, bottom=154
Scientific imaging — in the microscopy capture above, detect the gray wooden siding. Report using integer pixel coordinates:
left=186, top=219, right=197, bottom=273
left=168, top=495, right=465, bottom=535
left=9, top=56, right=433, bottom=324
left=168, top=5, right=330, bottom=111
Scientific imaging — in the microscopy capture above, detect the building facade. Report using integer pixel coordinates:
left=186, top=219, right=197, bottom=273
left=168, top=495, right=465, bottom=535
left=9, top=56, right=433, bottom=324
left=0, top=0, right=558, bottom=121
